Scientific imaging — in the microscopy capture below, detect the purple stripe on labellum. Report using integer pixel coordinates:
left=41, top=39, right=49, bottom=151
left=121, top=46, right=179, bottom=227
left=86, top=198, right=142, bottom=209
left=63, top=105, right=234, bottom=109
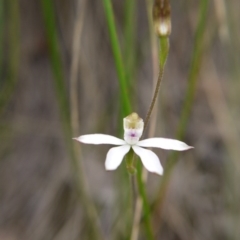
left=130, top=132, right=136, bottom=137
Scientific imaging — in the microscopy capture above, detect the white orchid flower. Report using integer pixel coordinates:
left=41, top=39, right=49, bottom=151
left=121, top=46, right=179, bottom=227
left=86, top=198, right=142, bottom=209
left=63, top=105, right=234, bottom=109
left=73, top=113, right=193, bottom=175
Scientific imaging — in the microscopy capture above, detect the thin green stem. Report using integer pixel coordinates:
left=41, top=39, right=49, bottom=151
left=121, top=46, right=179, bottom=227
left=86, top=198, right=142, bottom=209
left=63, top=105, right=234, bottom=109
left=129, top=174, right=137, bottom=212
left=133, top=37, right=169, bottom=240
left=130, top=3, right=170, bottom=238
left=0, top=0, right=20, bottom=114
left=0, top=0, right=3, bottom=80
left=176, top=2, right=209, bottom=140
left=41, top=0, right=71, bottom=137
left=136, top=161, right=154, bottom=240
left=101, top=2, right=134, bottom=239
left=40, top=1, right=102, bottom=239
left=153, top=0, right=209, bottom=221
left=123, top=0, right=136, bottom=90
left=146, top=0, right=161, bottom=140
left=102, top=0, right=131, bottom=116
left=130, top=155, right=154, bottom=240
left=126, top=149, right=137, bottom=212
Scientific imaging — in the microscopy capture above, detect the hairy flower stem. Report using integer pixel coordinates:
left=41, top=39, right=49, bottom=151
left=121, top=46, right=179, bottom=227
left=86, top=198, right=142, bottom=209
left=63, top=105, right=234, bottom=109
left=144, top=37, right=169, bottom=131
left=131, top=32, right=169, bottom=240
left=133, top=37, right=168, bottom=240
left=152, top=0, right=209, bottom=232
left=130, top=2, right=171, bottom=239
left=144, top=0, right=171, bottom=129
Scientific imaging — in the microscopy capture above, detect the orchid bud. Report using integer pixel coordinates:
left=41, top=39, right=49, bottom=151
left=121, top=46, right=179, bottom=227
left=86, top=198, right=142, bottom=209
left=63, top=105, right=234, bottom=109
left=153, top=0, right=171, bottom=37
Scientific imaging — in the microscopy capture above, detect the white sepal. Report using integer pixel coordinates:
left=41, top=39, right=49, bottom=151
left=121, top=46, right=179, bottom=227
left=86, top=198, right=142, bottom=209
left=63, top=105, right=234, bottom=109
left=137, top=138, right=193, bottom=151
left=105, top=145, right=131, bottom=170
left=132, top=146, right=163, bottom=175
left=73, top=134, right=126, bottom=145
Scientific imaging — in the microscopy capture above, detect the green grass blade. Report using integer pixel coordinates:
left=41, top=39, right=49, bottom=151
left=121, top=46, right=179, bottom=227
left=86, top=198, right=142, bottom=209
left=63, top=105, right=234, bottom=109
left=102, top=0, right=131, bottom=116
left=0, top=0, right=20, bottom=114
left=136, top=161, right=154, bottom=239
left=40, top=0, right=71, bottom=138
left=154, top=0, right=209, bottom=215
left=40, top=1, right=102, bottom=239
left=0, top=0, right=3, bottom=79
left=123, top=0, right=136, bottom=90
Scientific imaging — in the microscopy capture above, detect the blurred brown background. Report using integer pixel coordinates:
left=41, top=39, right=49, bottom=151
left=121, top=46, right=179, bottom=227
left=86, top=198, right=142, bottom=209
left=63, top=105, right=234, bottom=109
left=0, top=0, right=240, bottom=239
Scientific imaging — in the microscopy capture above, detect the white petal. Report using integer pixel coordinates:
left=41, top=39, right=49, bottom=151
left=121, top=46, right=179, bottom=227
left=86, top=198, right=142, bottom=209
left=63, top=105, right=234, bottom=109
left=137, top=138, right=193, bottom=151
left=73, top=134, right=126, bottom=145
left=132, top=146, right=163, bottom=175
left=105, top=145, right=131, bottom=170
